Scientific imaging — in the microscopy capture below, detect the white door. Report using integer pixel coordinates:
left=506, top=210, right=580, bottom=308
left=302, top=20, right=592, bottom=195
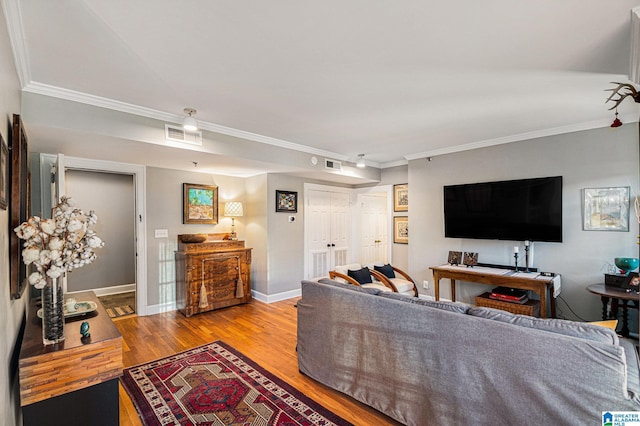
left=359, top=193, right=388, bottom=265
left=306, top=189, right=351, bottom=279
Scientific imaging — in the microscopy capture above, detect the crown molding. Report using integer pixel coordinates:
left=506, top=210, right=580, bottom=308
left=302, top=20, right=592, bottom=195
left=404, top=113, right=640, bottom=161
left=3, top=0, right=30, bottom=87
left=22, top=81, right=369, bottom=164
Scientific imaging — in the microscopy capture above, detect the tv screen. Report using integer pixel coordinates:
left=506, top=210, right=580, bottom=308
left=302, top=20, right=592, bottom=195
left=443, top=176, right=562, bottom=242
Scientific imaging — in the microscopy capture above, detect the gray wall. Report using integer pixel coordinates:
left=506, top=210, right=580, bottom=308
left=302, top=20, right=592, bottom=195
left=145, top=167, right=247, bottom=307
left=65, top=169, right=136, bottom=291
left=408, top=124, right=639, bottom=325
left=0, top=5, right=26, bottom=424
left=246, top=174, right=268, bottom=295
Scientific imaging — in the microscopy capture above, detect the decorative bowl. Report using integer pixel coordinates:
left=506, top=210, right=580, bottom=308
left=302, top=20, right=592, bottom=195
left=614, top=257, right=639, bottom=273
left=180, top=234, right=207, bottom=243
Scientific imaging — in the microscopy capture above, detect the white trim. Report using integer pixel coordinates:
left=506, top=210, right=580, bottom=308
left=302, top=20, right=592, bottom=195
left=21, top=81, right=356, bottom=163
left=404, top=115, right=640, bottom=161
left=2, top=0, right=30, bottom=87
left=251, top=289, right=301, bottom=303
left=379, top=159, right=409, bottom=169
left=62, top=156, right=148, bottom=316
left=73, top=283, right=136, bottom=297
left=145, top=301, right=177, bottom=316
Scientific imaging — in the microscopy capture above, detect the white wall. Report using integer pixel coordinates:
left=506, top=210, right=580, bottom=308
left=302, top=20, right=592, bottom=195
left=409, top=124, right=639, bottom=324
left=145, top=167, right=247, bottom=310
left=246, top=174, right=268, bottom=296
left=0, top=4, right=26, bottom=424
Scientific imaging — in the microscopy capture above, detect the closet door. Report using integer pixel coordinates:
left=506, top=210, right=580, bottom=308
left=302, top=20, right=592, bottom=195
left=306, top=189, right=351, bottom=279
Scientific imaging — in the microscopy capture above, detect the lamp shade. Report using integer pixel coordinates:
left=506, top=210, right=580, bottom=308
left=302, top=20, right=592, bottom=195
left=224, top=202, right=244, bottom=217
left=183, top=115, right=198, bottom=131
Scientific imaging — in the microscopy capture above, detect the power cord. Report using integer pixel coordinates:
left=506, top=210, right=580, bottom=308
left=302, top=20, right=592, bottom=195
left=554, top=295, right=589, bottom=322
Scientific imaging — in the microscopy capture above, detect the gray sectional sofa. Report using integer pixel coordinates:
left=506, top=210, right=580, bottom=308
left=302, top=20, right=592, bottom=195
left=297, top=279, right=640, bottom=425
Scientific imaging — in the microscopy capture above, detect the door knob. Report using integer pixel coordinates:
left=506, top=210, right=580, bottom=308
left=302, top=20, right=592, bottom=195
left=374, top=240, right=381, bottom=243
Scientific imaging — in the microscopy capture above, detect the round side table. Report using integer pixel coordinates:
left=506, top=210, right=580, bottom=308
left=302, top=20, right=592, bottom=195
left=586, top=284, right=639, bottom=337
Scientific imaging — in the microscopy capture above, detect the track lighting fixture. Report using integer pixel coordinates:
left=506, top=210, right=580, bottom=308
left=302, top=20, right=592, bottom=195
left=183, top=108, right=198, bottom=131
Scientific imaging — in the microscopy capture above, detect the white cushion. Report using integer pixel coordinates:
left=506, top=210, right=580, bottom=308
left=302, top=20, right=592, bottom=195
left=362, top=283, right=393, bottom=292
left=389, top=278, right=414, bottom=294
left=334, top=263, right=362, bottom=276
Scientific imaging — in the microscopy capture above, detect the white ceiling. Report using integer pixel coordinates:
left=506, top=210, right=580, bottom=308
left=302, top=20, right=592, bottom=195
left=5, top=0, right=640, bottom=174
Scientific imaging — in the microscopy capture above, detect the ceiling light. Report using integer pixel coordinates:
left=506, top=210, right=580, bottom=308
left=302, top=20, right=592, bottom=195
left=183, top=108, right=198, bottom=131
left=356, top=154, right=366, bottom=168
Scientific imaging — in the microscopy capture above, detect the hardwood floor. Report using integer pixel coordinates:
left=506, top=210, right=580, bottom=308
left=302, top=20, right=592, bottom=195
left=115, top=298, right=401, bottom=426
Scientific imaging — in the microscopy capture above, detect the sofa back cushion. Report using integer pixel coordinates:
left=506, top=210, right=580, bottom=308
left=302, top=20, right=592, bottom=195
left=317, top=278, right=382, bottom=295
left=468, top=307, right=619, bottom=345
left=379, top=292, right=470, bottom=314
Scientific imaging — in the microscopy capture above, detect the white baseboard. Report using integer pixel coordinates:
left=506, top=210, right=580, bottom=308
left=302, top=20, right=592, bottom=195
left=69, top=283, right=136, bottom=297
left=145, top=301, right=177, bottom=316
left=251, top=288, right=301, bottom=304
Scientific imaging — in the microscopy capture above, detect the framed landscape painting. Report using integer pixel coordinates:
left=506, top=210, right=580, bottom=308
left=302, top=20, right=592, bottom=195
left=183, top=183, right=218, bottom=224
left=582, top=186, right=629, bottom=231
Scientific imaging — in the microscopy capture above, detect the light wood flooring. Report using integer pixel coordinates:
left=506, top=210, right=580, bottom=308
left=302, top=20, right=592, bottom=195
left=115, top=298, right=401, bottom=426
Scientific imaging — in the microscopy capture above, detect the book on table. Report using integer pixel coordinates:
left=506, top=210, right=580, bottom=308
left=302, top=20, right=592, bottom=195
left=490, top=287, right=529, bottom=304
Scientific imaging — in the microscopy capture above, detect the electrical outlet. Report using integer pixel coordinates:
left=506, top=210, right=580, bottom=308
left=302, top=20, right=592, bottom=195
left=423, top=280, right=429, bottom=289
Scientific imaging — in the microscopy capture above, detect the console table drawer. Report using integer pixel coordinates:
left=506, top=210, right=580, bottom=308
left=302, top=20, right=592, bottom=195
left=475, top=292, right=540, bottom=317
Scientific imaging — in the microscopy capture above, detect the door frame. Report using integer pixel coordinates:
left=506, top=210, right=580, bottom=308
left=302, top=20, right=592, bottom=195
left=59, top=155, right=148, bottom=316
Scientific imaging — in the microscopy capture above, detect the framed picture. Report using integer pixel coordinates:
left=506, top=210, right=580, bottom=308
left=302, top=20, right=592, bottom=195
left=183, top=183, right=218, bottom=224
left=10, top=114, right=30, bottom=299
left=463, top=252, right=478, bottom=267
left=276, top=190, right=297, bottom=212
left=0, top=133, right=7, bottom=210
left=583, top=187, right=629, bottom=231
left=393, top=216, right=408, bottom=244
left=448, top=250, right=462, bottom=265
left=622, top=272, right=639, bottom=294
left=394, top=184, right=408, bottom=212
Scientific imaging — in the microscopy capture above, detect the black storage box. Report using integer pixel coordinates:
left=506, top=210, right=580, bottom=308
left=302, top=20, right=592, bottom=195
left=605, top=273, right=627, bottom=288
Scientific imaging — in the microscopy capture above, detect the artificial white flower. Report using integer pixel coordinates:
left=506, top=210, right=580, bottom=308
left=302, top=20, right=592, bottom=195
left=13, top=196, right=104, bottom=287
left=40, top=218, right=56, bottom=235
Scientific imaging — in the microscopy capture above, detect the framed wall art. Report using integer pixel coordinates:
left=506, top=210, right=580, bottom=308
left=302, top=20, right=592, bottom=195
left=276, top=190, right=297, bottom=213
left=394, top=184, right=408, bottom=212
left=10, top=114, right=30, bottom=299
left=582, top=186, right=629, bottom=231
left=393, top=216, right=408, bottom=244
left=183, top=183, right=218, bottom=224
left=0, top=133, right=7, bottom=210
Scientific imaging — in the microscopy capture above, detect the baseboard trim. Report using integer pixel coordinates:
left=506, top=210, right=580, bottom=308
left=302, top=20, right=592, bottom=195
left=145, top=301, right=177, bottom=316
left=251, top=289, right=301, bottom=304
left=69, top=283, right=136, bottom=297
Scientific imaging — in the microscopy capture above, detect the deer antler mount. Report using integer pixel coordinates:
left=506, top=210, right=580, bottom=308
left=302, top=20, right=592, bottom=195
left=605, top=82, right=640, bottom=110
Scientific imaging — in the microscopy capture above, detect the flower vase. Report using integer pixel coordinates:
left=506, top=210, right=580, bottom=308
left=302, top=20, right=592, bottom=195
left=41, top=277, right=65, bottom=345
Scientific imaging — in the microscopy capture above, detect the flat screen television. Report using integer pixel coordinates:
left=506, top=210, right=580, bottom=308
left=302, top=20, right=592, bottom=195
left=443, top=176, right=562, bottom=242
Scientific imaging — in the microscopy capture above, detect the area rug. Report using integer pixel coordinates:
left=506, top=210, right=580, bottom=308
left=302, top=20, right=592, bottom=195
left=105, top=305, right=135, bottom=318
left=121, top=341, right=353, bottom=426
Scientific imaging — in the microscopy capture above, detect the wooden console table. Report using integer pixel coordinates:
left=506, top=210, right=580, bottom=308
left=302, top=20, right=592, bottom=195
left=19, top=290, right=123, bottom=425
left=586, top=284, right=639, bottom=337
left=430, top=265, right=557, bottom=318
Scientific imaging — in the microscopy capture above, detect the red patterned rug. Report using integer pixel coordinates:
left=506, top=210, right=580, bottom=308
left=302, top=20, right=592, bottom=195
left=122, top=341, right=352, bottom=426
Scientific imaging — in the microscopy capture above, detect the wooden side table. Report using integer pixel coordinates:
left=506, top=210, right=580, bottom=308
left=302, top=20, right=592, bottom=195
left=19, top=290, right=123, bottom=425
left=586, top=284, right=639, bottom=337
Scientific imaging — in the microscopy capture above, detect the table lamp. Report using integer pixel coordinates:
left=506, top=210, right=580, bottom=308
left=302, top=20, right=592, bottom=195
left=224, top=202, right=243, bottom=240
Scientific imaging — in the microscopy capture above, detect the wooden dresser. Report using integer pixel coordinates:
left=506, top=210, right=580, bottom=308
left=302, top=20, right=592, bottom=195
left=175, top=234, right=252, bottom=317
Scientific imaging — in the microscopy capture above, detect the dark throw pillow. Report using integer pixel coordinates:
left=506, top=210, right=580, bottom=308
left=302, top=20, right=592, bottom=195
left=374, top=264, right=396, bottom=279
left=348, top=267, right=373, bottom=284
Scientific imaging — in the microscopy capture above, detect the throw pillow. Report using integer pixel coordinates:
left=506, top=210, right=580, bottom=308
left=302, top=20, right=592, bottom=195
left=348, top=267, right=373, bottom=284
left=468, top=307, right=619, bottom=345
left=374, top=264, right=396, bottom=279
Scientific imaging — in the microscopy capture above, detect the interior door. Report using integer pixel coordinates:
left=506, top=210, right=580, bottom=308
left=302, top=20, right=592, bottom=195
left=358, top=193, right=388, bottom=265
left=306, top=189, right=351, bottom=279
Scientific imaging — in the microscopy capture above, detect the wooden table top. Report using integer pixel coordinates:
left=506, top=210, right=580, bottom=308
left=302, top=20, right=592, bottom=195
left=586, top=284, right=640, bottom=301
left=19, top=290, right=123, bottom=406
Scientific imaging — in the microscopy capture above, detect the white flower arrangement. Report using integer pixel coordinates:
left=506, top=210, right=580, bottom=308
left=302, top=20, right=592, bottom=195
left=14, top=196, right=105, bottom=289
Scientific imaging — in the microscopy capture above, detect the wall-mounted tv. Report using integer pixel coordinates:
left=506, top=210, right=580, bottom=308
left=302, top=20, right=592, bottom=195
left=443, top=176, right=562, bottom=242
